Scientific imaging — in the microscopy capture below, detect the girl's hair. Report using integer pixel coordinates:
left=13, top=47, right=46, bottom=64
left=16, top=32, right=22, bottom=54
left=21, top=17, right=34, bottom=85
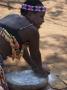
left=24, top=0, right=43, bottom=6
left=20, top=0, right=43, bottom=16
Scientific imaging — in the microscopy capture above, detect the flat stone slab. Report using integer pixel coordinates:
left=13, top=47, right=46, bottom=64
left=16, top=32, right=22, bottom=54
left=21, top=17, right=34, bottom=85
left=5, top=70, right=48, bottom=90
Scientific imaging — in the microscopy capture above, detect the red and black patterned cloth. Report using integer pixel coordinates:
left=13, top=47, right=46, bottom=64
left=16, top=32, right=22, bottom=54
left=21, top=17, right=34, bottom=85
left=0, top=65, right=8, bottom=90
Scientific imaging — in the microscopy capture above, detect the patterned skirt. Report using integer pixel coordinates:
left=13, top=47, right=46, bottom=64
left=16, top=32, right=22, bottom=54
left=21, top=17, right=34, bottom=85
left=0, top=65, right=8, bottom=90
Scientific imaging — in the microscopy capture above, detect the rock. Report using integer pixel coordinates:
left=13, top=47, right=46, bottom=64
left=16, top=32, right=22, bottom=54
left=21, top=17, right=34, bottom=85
left=48, top=73, right=67, bottom=89
left=5, top=69, right=48, bottom=90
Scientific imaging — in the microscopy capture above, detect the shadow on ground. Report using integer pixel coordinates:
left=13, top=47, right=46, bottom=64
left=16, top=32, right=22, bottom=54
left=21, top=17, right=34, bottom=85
left=40, top=34, right=67, bottom=64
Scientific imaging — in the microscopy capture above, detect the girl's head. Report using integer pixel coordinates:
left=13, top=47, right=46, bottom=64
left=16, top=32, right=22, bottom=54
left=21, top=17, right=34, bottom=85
left=21, top=0, right=46, bottom=28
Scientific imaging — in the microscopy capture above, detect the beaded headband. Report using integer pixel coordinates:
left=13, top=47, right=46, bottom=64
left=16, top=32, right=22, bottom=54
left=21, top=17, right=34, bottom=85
left=21, top=4, right=46, bottom=12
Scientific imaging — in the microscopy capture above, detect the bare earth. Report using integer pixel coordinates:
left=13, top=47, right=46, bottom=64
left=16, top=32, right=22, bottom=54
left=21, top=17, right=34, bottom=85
left=0, top=0, right=67, bottom=90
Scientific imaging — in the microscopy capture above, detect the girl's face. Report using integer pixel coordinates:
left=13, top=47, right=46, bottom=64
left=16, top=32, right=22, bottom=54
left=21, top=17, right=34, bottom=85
left=26, top=12, right=45, bottom=28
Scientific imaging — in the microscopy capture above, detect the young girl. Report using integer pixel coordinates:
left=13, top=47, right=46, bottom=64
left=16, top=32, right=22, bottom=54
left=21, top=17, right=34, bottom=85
left=20, top=0, right=50, bottom=77
left=0, top=0, right=49, bottom=78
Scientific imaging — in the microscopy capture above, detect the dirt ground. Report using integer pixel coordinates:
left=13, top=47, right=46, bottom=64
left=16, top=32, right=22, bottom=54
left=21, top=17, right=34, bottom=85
left=0, top=0, right=67, bottom=90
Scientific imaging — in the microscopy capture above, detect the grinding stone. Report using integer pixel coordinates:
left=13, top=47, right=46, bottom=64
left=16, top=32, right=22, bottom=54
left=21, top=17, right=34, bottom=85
left=5, top=70, right=48, bottom=90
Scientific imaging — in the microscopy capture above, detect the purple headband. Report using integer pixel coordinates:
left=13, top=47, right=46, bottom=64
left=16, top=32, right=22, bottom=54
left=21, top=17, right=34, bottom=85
left=21, top=4, right=46, bottom=12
